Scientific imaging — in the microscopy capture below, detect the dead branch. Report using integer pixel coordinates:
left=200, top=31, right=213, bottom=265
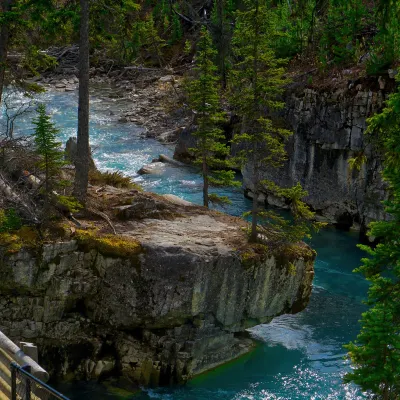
left=87, top=207, right=117, bottom=235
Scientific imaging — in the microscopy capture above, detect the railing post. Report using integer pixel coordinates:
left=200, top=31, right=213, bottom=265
left=9, top=360, right=70, bottom=400
left=22, top=365, right=32, bottom=400
left=11, top=362, right=17, bottom=400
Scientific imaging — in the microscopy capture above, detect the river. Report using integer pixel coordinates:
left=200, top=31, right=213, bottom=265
left=7, top=87, right=369, bottom=399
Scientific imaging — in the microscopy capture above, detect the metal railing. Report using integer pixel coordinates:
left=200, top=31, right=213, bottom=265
left=0, top=332, right=48, bottom=382
left=10, top=362, right=70, bottom=400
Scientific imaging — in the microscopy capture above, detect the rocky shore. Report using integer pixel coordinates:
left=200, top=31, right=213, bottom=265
left=31, top=62, right=190, bottom=145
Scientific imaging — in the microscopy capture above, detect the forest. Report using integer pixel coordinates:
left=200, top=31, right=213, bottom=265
left=0, top=0, right=400, bottom=399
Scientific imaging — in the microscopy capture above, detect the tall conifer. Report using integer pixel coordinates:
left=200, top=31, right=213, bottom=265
left=186, top=27, right=238, bottom=208
left=230, top=0, right=319, bottom=243
left=344, top=84, right=400, bottom=399
left=229, top=0, right=291, bottom=242
left=32, top=104, right=64, bottom=194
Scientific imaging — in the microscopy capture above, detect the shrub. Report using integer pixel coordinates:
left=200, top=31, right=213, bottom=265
left=0, top=209, right=22, bottom=233
left=88, top=170, right=140, bottom=189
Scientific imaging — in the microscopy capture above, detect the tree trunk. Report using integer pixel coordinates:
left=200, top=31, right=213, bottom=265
left=73, top=0, right=90, bottom=202
left=203, top=156, right=209, bottom=208
left=250, top=189, right=258, bottom=242
left=216, top=0, right=227, bottom=89
left=0, top=0, right=13, bottom=105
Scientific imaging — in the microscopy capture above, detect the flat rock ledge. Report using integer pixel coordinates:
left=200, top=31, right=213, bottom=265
left=0, top=191, right=315, bottom=388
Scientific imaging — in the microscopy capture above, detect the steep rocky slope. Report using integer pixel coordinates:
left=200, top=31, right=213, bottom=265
left=243, top=85, right=389, bottom=233
left=0, top=188, right=315, bottom=387
left=175, top=79, right=392, bottom=235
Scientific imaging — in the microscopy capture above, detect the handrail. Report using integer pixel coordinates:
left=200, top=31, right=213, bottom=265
left=0, top=331, right=49, bottom=382
left=10, top=362, right=70, bottom=400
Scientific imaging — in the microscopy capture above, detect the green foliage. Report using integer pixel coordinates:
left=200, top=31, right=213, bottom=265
left=229, top=0, right=318, bottom=243
left=90, top=0, right=143, bottom=64
left=366, top=12, right=400, bottom=75
left=319, top=0, right=370, bottom=66
left=21, top=46, right=57, bottom=76
left=270, top=0, right=315, bottom=58
left=348, top=152, right=367, bottom=172
left=183, top=39, right=192, bottom=55
left=0, top=209, right=22, bottom=233
left=186, top=27, right=239, bottom=208
left=210, top=0, right=237, bottom=86
left=32, top=104, right=65, bottom=195
left=344, top=83, right=400, bottom=398
left=88, top=170, right=140, bottom=189
left=170, top=12, right=183, bottom=44
left=142, top=14, right=166, bottom=66
left=57, top=196, right=83, bottom=214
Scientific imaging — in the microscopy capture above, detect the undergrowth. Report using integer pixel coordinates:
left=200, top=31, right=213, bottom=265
left=89, top=170, right=141, bottom=189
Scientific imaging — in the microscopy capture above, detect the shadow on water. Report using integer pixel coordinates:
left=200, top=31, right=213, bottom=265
left=2, top=90, right=369, bottom=400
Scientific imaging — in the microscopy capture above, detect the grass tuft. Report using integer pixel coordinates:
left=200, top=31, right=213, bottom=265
left=89, top=170, right=141, bottom=189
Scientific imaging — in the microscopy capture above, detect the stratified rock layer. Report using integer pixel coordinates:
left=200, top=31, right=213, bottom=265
left=0, top=194, right=314, bottom=387
left=175, top=84, right=391, bottom=234
left=242, top=87, right=389, bottom=231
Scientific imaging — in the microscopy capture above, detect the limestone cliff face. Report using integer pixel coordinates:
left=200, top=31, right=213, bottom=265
left=0, top=199, right=314, bottom=387
left=242, top=86, right=390, bottom=232
left=175, top=84, right=390, bottom=234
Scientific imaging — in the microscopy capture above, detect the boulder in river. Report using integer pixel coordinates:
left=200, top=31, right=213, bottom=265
left=137, top=162, right=166, bottom=175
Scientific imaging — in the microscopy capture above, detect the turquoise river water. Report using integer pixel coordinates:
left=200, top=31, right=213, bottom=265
left=5, top=88, right=369, bottom=399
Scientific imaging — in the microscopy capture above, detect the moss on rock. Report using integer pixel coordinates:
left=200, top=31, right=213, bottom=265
left=75, top=229, right=143, bottom=258
left=0, top=226, right=39, bottom=254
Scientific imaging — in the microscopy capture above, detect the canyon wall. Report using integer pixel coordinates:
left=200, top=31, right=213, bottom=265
left=174, top=82, right=392, bottom=234
left=243, top=86, right=389, bottom=232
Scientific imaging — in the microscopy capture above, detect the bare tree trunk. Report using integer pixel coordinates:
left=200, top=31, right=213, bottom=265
left=202, top=156, right=209, bottom=208
left=250, top=187, right=258, bottom=243
left=216, top=0, right=227, bottom=89
left=0, top=0, right=12, bottom=105
left=73, top=0, right=90, bottom=202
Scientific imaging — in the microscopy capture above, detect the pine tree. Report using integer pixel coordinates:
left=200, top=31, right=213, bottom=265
left=143, top=14, right=165, bottom=67
left=210, top=0, right=235, bottom=88
left=229, top=0, right=292, bottom=242
left=186, top=27, right=238, bottom=208
left=344, top=84, right=400, bottom=399
left=32, top=104, right=64, bottom=194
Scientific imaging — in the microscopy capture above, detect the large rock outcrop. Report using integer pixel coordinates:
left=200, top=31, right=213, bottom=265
left=174, top=82, right=391, bottom=234
left=0, top=191, right=314, bottom=387
left=243, top=86, right=390, bottom=232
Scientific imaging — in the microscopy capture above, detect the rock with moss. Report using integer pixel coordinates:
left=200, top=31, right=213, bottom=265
left=0, top=191, right=315, bottom=388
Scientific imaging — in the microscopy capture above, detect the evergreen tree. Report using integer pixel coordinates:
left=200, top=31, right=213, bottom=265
left=186, top=27, right=238, bottom=208
left=32, top=104, right=64, bottom=194
left=230, top=0, right=320, bottom=243
left=210, top=0, right=235, bottom=88
left=229, top=0, right=292, bottom=242
left=143, top=14, right=166, bottom=67
left=344, top=84, right=400, bottom=399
